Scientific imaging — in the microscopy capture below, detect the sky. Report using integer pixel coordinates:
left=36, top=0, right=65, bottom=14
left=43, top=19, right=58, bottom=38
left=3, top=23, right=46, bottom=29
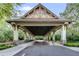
left=16, top=3, right=67, bottom=16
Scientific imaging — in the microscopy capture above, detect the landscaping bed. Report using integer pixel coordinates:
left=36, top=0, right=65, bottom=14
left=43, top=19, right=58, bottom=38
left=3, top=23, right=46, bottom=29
left=0, top=44, right=14, bottom=50
left=24, top=40, right=34, bottom=43
left=64, top=42, right=79, bottom=47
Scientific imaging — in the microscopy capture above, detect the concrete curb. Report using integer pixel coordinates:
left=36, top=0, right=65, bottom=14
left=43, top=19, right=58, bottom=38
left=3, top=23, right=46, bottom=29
left=58, top=44, right=79, bottom=52
left=0, top=41, right=34, bottom=56
left=12, top=41, right=34, bottom=56
left=52, top=43, right=79, bottom=52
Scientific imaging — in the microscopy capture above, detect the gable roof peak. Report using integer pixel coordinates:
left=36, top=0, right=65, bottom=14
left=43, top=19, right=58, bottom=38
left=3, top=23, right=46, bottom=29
left=21, top=3, right=59, bottom=19
left=37, top=3, right=43, bottom=6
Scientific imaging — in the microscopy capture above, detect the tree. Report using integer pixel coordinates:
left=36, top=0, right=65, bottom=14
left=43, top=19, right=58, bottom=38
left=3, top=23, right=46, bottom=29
left=60, top=3, right=79, bottom=42
left=60, top=3, right=79, bottom=28
left=60, top=3, right=79, bottom=20
left=0, top=4, right=20, bottom=19
left=0, top=3, right=21, bottom=42
left=0, top=3, right=21, bottom=26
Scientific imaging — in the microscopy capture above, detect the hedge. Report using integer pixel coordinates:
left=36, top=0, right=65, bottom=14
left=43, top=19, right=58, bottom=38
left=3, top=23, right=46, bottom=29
left=64, top=42, right=79, bottom=47
left=0, top=44, right=14, bottom=50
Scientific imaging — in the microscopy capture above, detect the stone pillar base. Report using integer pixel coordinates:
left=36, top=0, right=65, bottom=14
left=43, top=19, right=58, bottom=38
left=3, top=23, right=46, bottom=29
left=61, top=40, right=66, bottom=44
left=61, top=25, right=66, bottom=44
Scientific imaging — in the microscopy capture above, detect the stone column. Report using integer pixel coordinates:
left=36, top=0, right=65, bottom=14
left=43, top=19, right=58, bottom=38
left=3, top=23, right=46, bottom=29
left=44, top=36, right=48, bottom=40
left=48, top=33, right=50, bottom=41
left=61, top=25, right=66, bottom=44
left=53, top=32, right=55, bottom=42
left=13, top=25, right=18, bottom=41
left=24, top=31, right=27, bottom=40
left=26, top=32, right=30, bottom=40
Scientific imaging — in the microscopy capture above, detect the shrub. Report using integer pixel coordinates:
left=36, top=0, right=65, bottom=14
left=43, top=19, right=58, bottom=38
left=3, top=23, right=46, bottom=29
left=0, top=29, right=13, bottom=42
left=0, top=44, right=14, bottom=50
left=64, top=42, right=79, bottom=47
left=66, top=28, right=79, bottom=42
left=18, top=29, right=24, bottom=40
left=0, top=32, right=5, bottom=42
left=35, top=36, right=44, bottom=40
left=55, top=33, right=79, bottom=42
left=67, top=34, right=79, bottom=42
left=55, top=34, right=61, bottom=41
left=4, top=30, right=13, bottom=41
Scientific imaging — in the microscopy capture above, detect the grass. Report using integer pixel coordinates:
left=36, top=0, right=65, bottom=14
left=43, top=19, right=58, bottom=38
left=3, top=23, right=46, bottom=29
left=0, top=44, right=14, bottom=50
left=64, top=42, right=79, bottom=47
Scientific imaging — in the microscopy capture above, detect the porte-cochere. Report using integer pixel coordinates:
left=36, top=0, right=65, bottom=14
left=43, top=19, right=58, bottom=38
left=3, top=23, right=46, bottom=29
left=7, top=3, right=73, bottom=44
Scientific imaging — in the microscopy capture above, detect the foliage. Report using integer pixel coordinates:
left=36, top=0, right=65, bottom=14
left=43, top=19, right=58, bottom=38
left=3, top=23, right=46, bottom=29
left=18, top=29, right=24, bottom=40
left=67, top=34, right=79, bottom=42
left=0, top=3, right=21, bottom=42
left=60, top=3, right=79, bottom=42
left=64, top=42, right=79, bottom=47
left=4, top=30, right=13, bottom=41
left=67, top=28, right=79, bottom=42
left=0, top=3, right=21, bottom=26
left=55, top=34, right=61, bottom=41
left=60, top=3, right=79, bottom=20
left=0, top=3, right=20, bottom=20
left=35, top=36, right=44, bottom=40
left=0, top=26, right=13, bottom=42
left=55, top=29, right=79, bottom=42
left=60, top=3, right=79, bottom=27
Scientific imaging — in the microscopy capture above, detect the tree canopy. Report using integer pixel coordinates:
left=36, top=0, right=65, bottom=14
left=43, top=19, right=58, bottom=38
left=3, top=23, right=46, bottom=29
left=60, top=3, right=79, bottom=27
left=0, top=3, right=21, bottom=42
left=0, top=3, right=20, bottom=26
left=60, top=4, right=79, bottom=20
left=0, top=4, right=20, bottom=19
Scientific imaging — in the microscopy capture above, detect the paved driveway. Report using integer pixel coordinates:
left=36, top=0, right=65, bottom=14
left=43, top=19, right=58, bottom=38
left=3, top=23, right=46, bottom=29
left=15, top=45, right=79, bottom=56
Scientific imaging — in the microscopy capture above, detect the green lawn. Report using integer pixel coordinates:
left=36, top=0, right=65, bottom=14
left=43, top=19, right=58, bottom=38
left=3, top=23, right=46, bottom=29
left=0, top=44, right=14, bottom=50
left=64, top=42, right=79, bottom=47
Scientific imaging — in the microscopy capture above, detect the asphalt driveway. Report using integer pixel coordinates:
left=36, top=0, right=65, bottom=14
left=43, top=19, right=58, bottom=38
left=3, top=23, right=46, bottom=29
left=15, top=45, right=79, bottom=56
